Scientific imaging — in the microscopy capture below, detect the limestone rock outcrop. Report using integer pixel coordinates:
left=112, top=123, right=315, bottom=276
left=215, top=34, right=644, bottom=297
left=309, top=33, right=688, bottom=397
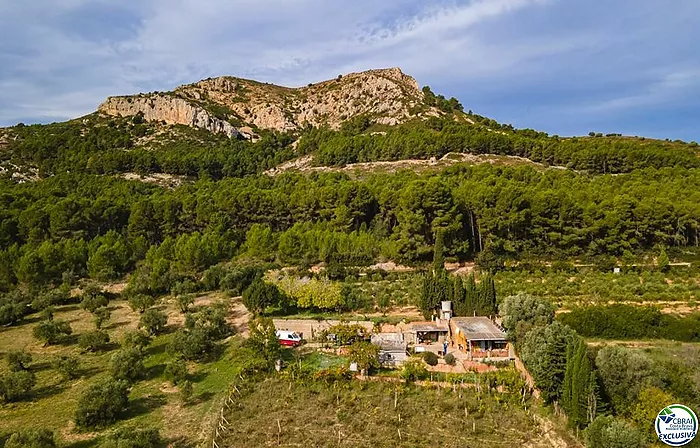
left=98, top=67, right=440, bottom=135
left=98, top=95, right=240, bottom=138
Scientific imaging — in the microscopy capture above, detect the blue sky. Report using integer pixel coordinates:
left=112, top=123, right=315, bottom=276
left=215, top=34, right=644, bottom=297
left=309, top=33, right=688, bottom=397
left=1, top=0, right=699, bottom=141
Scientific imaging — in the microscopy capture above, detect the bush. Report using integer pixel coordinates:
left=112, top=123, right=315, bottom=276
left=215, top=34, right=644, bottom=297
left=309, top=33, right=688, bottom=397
left=128, top=294, right=156, bottom=313
left=176, top=294, right=195, bottom=313
left=422, top=351, right=438, bottom=366
left=400, top=358, right=428, bottom=382
left=346, top=341, right=380, bottom=372
left=168, top=327, right=214, bottom=360
left=139, top=308, right=168, bottom=335
left=79, top=330, right=111, bottom=352
left=33, top=320, right=72, bottom=346
left=6, top=349, right=32, bottom=371
left=0, top=370, right=36, bottom=402
left=81, top=291, right=108, bottom=313
left=180, top=380, right=193, bottom=404
left=121, top=330, right=151, bottom=351
left=444, top=353, right=456, bottom=366
left=165, top=358, right=188, bottom=385
left=74, top=379, right=129, bottom=429
left=242, top=279, right=283, bottom=314
left=5, top=428, right=56, bottom=448
left=110, top=348, right=146, bottom=382
left=100, top=427, right=162, bottom=448
left=53, top=355, right=80, bottom=380
left=584, top=415, right=646, bottom=448
left=93, top=306, right=111, bottom=329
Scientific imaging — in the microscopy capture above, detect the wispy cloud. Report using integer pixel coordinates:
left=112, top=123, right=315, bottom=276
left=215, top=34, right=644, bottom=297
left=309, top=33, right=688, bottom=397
left=0, top=0, right=699, bottom=140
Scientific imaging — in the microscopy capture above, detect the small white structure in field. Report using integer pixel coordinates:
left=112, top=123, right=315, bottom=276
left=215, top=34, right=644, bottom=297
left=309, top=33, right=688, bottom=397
left=371, top=333, right=408, bottom=367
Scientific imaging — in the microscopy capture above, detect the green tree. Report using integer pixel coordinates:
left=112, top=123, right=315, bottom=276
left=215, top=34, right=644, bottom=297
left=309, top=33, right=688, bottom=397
left=110, top=348, right=146, bottom=383
left=658, top=247, right=670, bottom=272
left=6, top=349, right=32, bottom=371
left=176, top=293, right=195, bottom=314
left=78, top=330, right=110, bottom=352
left=74, top=378, right=129, bottom=429
left=520, top=321, right=576, bottom=403
left=346, top=341, right=380, bottom=372
left=0, top=370, right=36, bottom=402
left=139, top=308, right=167, bottom=335
left=93, top=306, right=111, bottom=329
left=242, top=279, right=282, bottom=315
left=584, top=415, right=647, bottom=448
left=180, top=380, right=193, bottom=404
left=247, top=317, right=281, bottom=370
left=99, top=427, right=161, bottom=448
left=421, top=351, right=438, bottom=366
left=432, top=230, right=445, bottom=272
left=630, top=386, right=675, bottom=442
left=165, top=358, right=188, bottom=385
left=81, top=284, right=108, bottom=313
left=33, top=320, right=72, bottom=346
left=499, top=293, right=555, bottom=346
left=52, top=355, right=80, bottom=380
left=4, top=429, right=56, bottom=448
left=121, top=331, right=151, bottom=351
left=128, top=294, right=156, bottom=313
left=595, top=346, right=656, bottom=415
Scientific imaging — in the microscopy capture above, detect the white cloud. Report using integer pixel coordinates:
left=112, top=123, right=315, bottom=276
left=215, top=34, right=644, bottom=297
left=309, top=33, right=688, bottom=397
left=1, top=0, right=699, bottom=140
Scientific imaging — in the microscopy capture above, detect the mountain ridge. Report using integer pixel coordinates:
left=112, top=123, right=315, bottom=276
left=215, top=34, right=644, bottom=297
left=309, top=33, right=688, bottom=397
left=98, top=67, right=452, bottom=138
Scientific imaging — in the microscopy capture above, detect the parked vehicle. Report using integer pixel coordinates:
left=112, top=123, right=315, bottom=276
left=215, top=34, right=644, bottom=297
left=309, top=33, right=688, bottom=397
left=276, top=330, right=303, bottom=347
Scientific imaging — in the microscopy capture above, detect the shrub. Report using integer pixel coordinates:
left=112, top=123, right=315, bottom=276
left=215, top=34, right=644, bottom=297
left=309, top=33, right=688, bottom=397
left=0, top=370, right=36, bottom=402
left=444, top=353, right=456, bottom=366
left=93, top=306, right=111, bottom=329
left=121, top=330, right=151, bottom=351
left=176, top=294, right=195, bottom=313
left=33, top=320, right=72, bottom=346
left=165, top=358, right=188, bottom=385
left=74, top=379, right=129, bottom=429
left=168, top=327, right=214, bottom=360
left=584, top=415, right=646, bottom=448
left=79, top=330, right=111, bottom=352
left=100, top=427, right=162, bottom=448
left=110, top=348, right=146, bottom=382
left=242, top=279, right=283, bottom=314
left=5, top=428, right=56, bottom=448
left=180, top=380, right=193, bottom=404
left=400, top=358, right=428, bottom=382
left=139, top=308, right=168, bottom=335
left=128, top=294, right=156, bottom=313
left=321, top=323, right=368, bottom=345
left=346, top=341, right=380, bottom=372
left=6, top=349, right=32, bottom=371
left=81, top=285, right=109, bottom=313
left=53, top=355, right=80, bottom=380
left=422, top=351, right=438, bottom=366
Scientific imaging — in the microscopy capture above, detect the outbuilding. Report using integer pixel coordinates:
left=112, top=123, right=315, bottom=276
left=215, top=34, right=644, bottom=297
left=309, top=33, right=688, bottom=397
left=450, top=317, right=510, bottom=360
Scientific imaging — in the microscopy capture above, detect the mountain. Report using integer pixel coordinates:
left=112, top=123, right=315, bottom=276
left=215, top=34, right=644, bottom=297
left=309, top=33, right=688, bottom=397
left=97, top=68, right=453, bottom=139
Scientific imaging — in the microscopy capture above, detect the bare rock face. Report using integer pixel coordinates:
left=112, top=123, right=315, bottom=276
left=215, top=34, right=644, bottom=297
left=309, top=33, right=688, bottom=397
left=98, top=67, right=440, bottom=135
left=98, top=95, right=240, bottom=138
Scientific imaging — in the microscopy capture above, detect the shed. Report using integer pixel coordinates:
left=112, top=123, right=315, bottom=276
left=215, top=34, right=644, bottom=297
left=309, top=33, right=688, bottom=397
left=450, top=317, right=509, bottom=358
left=371, top=333, right=408, bottom=367
left=404, top=321, right=449, bottom=345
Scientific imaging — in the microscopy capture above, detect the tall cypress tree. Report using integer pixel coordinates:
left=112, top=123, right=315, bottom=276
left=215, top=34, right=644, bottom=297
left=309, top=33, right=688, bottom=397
left=433, top=230, right=445, bottom=273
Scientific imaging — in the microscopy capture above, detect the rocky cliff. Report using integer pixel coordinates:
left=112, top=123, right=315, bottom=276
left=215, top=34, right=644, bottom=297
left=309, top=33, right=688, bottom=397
left=98, top=95, right=241, bottom=138
left=97, top=68, right=443, bottom=137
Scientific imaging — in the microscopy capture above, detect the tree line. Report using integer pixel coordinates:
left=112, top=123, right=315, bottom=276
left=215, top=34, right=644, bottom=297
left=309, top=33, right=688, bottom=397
left=500, top=293, right=699, bottom=447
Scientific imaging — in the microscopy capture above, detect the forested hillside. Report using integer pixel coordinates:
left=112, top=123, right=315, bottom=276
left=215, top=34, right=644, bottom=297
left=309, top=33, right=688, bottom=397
left=1, top=70, right=699, bottom=321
